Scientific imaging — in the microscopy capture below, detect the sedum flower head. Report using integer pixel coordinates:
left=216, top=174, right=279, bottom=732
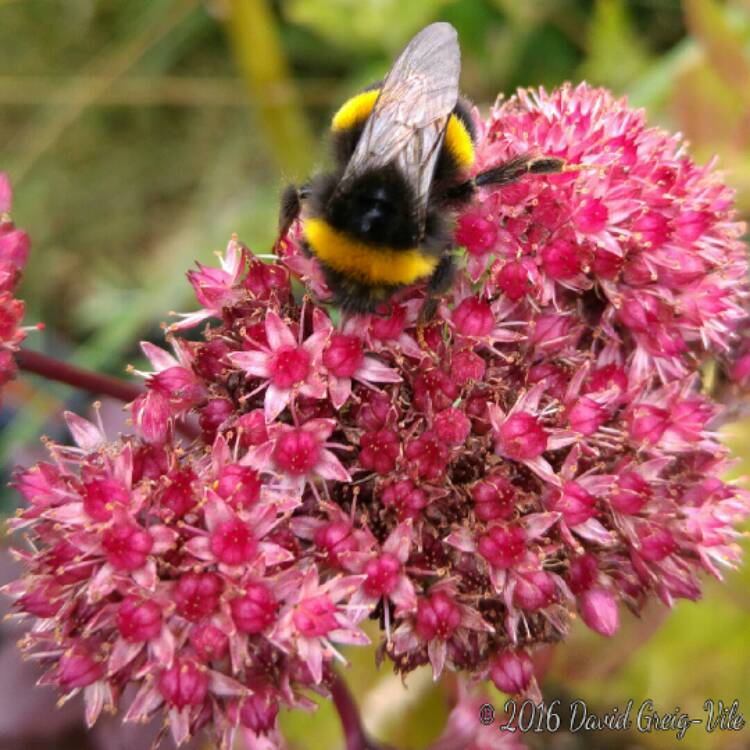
left=5, top=84, right=750, bottom=748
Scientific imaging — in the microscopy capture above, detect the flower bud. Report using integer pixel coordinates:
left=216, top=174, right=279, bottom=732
left=452, top=296, right=494, bottom=337
left=293, top=594, right=338, bottom=638
left=496, top=412, right=548, bottom=460
left=578, top=587, right=619, bottom=636
left=323, top=333, right=364, bottom=377
left=472, top=473, right=515, bottom=522
left=175, top=572, right=223, bottom=622
left=102, top=523, right=153, bottom=572
left=478, top=525, right=526, bottom=569
left=117, top=596, right=162, bottom=642
left=416, top=591, right=461, bottom=641
left=58, top=648, right=103, bottom=690
left=490, top=650, right=534, bottom=695
left=190, top=623, right=229, bottom=662
left=231, top=583, right=277, bottom=634
left=158, top=659, right=208, bottom=709
left=359, top=429, right=400, bottom=474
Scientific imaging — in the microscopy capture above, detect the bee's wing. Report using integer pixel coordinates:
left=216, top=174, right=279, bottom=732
left=341, top=22, right=460, bottom=233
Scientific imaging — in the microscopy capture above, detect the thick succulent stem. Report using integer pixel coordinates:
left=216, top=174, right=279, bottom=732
left=16, top=349, right=142, bottom=402
left=329, top=670, right=392, bottom=750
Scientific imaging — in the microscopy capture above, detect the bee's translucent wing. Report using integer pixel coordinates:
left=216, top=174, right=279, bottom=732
left=340, top=22, right=461, bottom=234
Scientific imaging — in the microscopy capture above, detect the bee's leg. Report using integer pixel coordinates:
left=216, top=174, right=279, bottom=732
left=475, top=154, right=565, bottom=187
left=417, top=253, right=455, bottom=351
left=442, top=178, right=477, bottom=206
left=278, top=183, right=310, bottom=237
left=444, top=154, right=567, bottom=207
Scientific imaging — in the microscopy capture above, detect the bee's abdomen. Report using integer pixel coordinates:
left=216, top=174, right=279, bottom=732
left=304, top=217, right=438, bottom=287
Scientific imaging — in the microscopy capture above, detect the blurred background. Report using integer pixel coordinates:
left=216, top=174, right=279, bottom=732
left=1, top=0, right=749, bottom=748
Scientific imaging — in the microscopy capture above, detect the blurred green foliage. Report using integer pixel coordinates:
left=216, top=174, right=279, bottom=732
left=1, top=1, right=750, bottom=748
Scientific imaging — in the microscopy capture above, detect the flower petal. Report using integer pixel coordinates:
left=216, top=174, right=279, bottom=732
left=428, top=639, right=447, bottom=680
left=328, top=376, right=351, bottom=411
left=140, top=341, right=179, bottom=371
left=184, top=535, right=214, bottom=561
left=315, top=449, right=351, bottom=482
left=228, top=350, right=270, bottom=378
left=265, top=310, right=296, bottom=350
left=355, top=356, right=402, bottom=384
left=264, top=383, right=290, bottom=422
left=64, top=412, right=106, bottom=451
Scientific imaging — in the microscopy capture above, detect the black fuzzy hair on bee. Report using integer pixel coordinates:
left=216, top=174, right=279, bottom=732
left=303, top=167, right=453, bottom=313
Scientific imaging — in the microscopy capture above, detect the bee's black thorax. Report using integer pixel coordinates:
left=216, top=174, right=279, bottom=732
left=323, top=166, right=419, bottom=250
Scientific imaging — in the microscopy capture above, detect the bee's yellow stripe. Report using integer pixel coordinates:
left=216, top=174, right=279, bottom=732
left=445, top=114, right=474, bottom=168
left=332, top=89, right=380, bottom=132
left=331, top=87, right=475, bottom=168
left=305, top=218, right=437, bottom=285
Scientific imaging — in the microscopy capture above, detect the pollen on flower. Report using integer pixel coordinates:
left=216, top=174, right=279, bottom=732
left=159, top=659, right=209, bottom=710
left=363, top=553, right=401, bottom=597
left=117, top=596, right=162, bottom=642
left=496, top=412, right=548, bottom=460
left=210, top=518, right=257, bottom=565
left=175, top=572, right=223, bottom=622
left=102, top=523, right=153, bottom=572
left=472, top=472, right=516, bottom=521
left=57, top=648, right=103, bottom=690
left=323, top=333, right=364, bottom=377
left=273, top=427, right=321, bottom=475
left=268, top=345, right=311, bottom=388
left=231, top=583, right=278, bottom=634
left=478, top=525, right=526, bottom=569
left=415, top=591, right=461, bottom=642
left=360, top=428, right=400, bottom=474
left=82, top=477, right=129, bottom=521
left=293, top=594, right=338, bottom=638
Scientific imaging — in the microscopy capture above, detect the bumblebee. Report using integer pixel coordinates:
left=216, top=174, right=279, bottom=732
left=279, top=22, right=563, bottom=315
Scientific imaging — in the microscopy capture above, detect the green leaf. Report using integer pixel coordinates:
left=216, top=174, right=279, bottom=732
left=578, top=0, right=650, bottom=91
left=283, top=0, right=451, bottom=54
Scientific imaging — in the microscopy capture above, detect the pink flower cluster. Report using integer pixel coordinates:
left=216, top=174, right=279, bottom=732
left=0, top=173, right=31, bottom=402
left=5, top=84, right=750, bottom=749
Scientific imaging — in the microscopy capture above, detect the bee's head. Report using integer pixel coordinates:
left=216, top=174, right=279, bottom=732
left=326, top=166, right=419, bottom=249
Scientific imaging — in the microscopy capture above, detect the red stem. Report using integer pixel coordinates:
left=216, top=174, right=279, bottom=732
left=329, top=670, right=391, bottom=750
left=16, top=349, right=143, bottom=402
